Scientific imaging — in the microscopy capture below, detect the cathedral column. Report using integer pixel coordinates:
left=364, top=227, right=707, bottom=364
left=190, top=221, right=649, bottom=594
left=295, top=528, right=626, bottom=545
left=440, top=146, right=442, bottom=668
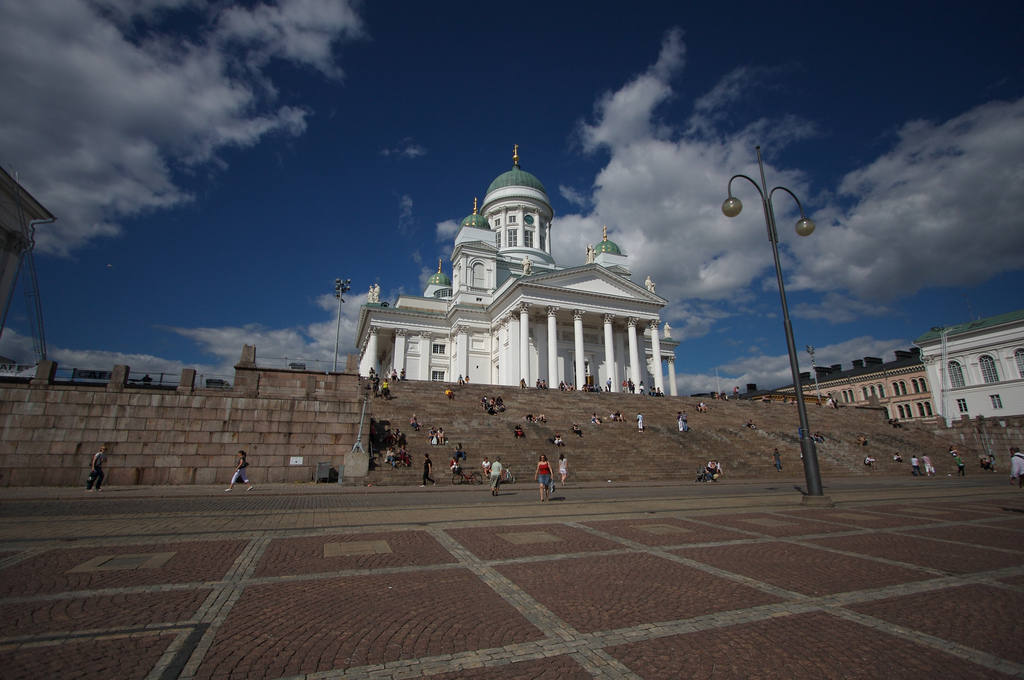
left=418, top=334, right=431, bottom=381
left=393, top=330, right=407, bottom=376
left=519, top=304, right=530, bottom=384
left=667, top=356, right=678, bottom=396
left=573, top=309, right=585, bottom=389
left=547, top=306, right=558, bottom=385
left=455, top=326, right=469, bottom=381
left=627, top=318, right=640, bottom=388
left=603, top=314, right=616, bottom=392
left=361, top=326, right=379, bottom=377
left=649, top=320, right=664, bottom=393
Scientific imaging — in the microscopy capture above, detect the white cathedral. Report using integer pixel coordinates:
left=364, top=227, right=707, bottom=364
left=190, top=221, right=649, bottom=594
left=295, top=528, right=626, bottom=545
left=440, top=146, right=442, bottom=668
left=355, top=147, right=679, bottom=395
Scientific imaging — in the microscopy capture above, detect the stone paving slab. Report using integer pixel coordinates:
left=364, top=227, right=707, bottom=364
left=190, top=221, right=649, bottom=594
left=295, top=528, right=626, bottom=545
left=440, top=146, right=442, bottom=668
left=0, top=588, right=211, bottom=637
left=688, top=511, right=854, bottom=537
left=193, top=568, right=545, bottom=679
left=0, top=540, right=246, bottom=596
left=0, top=632, right=179, bottom=680
left=899, top=524, right=1024, bottom=552
left=675, top=539, right=933, bottom=596
left=849, top=584, right=1024, bottom=664
left=428, top=654, right=592, bottom=679
left=772, top=507, right=945, bottom=529
left=603, top=611, right=1013, bottom=679
left=254, top=530, right=456, bottom=577
left=495, top=552, right=783, bottom=634
left=807, top=533, right=1024, bottom=574
left=579, top=517, right=751, bottom=546
left=445, top=524, right=622, bottom=561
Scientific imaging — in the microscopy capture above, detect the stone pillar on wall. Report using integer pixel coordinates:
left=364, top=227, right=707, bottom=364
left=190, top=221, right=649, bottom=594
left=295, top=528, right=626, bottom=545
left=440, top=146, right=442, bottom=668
left=603, top=314, right=616, bottom=392
left=519, top=304, right=530, bottom=385
left=30, top=359, right=56, bottom=385
left=393, top=330, right=407, bottom=376
left=238, top=344, right=256, bottom=368
left=573, top=309, right=585, bottom=389
left=177, top=368, right=196, bottom=393
left=649, top=320, right=664, bottom=393
left=107, top=364, right=129, bottom=392
left=627, top=318, right=641, bottom=389
left=546, top=306, right=558, bottom=386
left=667, top=357, right=678, bottom=397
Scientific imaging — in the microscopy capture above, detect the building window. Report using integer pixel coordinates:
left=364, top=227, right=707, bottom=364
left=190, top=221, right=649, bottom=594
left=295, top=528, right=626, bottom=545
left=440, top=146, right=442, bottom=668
left=862, top=387, right=869, bottom=400
left=433, top=288, right=451, bottom=299
left=539, top=231, right=545, bottom=250
left=878, top=383, right=886, bottom=397
left=507, top=229, right=517, bottom=247
left=524, top=229, right=533, bottom=248
left=508, top=214, right=517, bottom=224
left=495, top=231, right=501, bottom=248
left=431, top=370, right=445, bottom=381
left=979, top=355, right=999, bottom=383
left=919, top=377, right=926, bottom=391
left=1016, top=349, right=1024, bottom=378
left=990, top=394, right=1003, bottom=409
left=949, top=361, right=965, bottom=389
left=917, top=403, right=927, bottom=417
left=897, top=404, right=905, bottom=418
left=494, top=217, right=501, bottom=227
left=472, top=263, right=486, bottom=287
left=956, top=398, right=968, bottom=413
left=432, top=343, right=446, bottom=355
left=922, top=401, right=933, bottom=415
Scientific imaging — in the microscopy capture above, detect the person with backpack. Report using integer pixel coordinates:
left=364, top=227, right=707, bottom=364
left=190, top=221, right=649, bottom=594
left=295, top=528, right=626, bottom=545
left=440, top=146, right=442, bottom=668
left=85, top=445, right=107, bottom=491
left=225, top=449, right=253, bottom=491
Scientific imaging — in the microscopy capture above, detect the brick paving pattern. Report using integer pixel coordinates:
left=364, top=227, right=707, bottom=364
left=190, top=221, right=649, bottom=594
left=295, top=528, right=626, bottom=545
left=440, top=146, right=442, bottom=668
left=0, top=481, right=1021, bottom=679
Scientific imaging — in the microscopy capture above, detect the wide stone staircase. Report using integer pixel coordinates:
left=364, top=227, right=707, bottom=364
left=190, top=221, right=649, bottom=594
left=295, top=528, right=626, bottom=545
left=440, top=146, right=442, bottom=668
left=357, top=380, right=976, bottom=486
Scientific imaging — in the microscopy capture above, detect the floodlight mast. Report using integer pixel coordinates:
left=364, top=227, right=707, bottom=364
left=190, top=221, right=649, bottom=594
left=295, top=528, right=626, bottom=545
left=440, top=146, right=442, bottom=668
left=332, top=278, right=351, bottom=372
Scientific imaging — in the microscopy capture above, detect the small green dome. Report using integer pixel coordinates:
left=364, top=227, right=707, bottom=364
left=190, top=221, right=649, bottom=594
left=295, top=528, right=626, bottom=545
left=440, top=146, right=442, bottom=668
left=594, top=226, right=621, bottom=255
left=427, top=259, right=451, bottom=286
left=461, top=213, right=489, bottom=228
left=486, top=166, right=547, bottom=195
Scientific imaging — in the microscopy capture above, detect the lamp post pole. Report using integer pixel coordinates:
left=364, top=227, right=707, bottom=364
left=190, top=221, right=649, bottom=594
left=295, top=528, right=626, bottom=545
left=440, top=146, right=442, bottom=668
left=333, top=278, right=351, bottom=372
left=931, top=325, right=951, bottom=427
left=723, top=146, right=825, bottom=497
left=806, top=344, right=820, bottom=403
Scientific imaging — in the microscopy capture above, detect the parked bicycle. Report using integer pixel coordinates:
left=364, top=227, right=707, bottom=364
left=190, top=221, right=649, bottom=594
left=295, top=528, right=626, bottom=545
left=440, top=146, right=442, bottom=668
left=451, top=468, right=482, bottom=485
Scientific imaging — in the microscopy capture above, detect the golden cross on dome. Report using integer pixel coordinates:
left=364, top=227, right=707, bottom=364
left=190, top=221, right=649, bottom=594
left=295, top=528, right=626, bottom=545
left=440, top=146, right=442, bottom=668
left=513, top=144, right=519, bottom=167
left=472, top=197, right=478, bottom=214
left=437, top=259, right=442, bottom=273
left=602, top=225, right=608, bottom=240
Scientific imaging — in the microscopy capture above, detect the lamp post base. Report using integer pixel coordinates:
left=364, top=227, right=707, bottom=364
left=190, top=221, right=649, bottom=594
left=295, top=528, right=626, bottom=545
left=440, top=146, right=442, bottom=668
left=801, top=494, right=834, bottom=508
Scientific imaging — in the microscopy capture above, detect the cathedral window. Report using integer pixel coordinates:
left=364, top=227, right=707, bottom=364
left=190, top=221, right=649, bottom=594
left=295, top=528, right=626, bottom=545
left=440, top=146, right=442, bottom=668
left=979, top=355, right=999, bottom=383
left=494, top=217, right=501, bottom=227
left=507, top=230, right=518, bottom=247
left=539, top=231, right=545, bottom=250
left=508, top=214, right=517, bottom=224
left=431, top=370, right=446, bottom=381
left=524, top=229, right=533, bottom=248
left=948, top=361, right=965, bottom=388
left=432, top=343, right=447, bottom=355
left=1015, top=349, right=1024, bottom=378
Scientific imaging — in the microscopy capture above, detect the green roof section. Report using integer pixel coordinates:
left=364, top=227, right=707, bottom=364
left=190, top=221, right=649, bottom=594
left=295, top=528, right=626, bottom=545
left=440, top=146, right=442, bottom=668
left=594, top=226, right=622, bottom=255
left=460, top=197, right=489, bottom=229
left=427, top=259, right=451, bottom=286
left=486, top=166, right=547, bottom=195
left=914, top=308, right=1024, bottom=344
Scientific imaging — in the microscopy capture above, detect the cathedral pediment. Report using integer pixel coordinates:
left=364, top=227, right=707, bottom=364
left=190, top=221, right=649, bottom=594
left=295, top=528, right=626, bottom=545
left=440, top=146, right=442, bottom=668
left=523, top=265, right=660, bottom=302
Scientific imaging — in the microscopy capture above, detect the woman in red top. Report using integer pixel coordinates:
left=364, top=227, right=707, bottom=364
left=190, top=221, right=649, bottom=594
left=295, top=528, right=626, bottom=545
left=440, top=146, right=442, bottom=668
left=535, top=454, right=553, bottom=501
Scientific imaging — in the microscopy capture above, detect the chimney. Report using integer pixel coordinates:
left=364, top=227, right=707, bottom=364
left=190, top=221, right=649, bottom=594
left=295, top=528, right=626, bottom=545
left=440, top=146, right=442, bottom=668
left=852, top=359, right=864, bottom=368
left=864, top=356, right=883, bottom=365
left=830, top=363, right=842, bottom=372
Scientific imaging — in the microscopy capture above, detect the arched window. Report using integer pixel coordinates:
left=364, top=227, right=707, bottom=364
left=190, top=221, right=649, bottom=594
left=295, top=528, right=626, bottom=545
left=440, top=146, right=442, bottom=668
left=923, top=402, right=933, bottom=415
left=918, top=377, right=927, bottom=392
left=979, top=355, right=999, bottom=383
left=1016, top=349, right=1024, bottom=378
left=948, top=361, right=965, bottom=389
left=878, top=384, right=886, bottom=397
left=472, top=263, right=486, bottom=288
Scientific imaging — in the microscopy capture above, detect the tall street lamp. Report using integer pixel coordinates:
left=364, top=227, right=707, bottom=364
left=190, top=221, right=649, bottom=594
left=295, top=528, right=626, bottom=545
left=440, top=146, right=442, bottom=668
left=722, top=146, right=825, bottom=498
left=333, top=278, right=351, bottom=372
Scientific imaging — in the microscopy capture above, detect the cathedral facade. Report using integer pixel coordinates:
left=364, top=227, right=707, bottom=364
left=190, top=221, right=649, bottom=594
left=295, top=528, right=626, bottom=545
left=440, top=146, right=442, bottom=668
left=355, top=149, right=679, bottom=394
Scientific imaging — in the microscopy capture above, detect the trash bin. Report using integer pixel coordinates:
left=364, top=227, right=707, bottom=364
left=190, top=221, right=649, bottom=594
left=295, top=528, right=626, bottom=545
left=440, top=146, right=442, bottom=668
left=314, top=462, right=331, bottom=483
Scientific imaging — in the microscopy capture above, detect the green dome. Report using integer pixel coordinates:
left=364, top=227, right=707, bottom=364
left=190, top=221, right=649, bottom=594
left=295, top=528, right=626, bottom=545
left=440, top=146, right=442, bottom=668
left=428, top=270, right=451, bottom=286
left=461, top=212, right=489, bottom=229
left=595, top=238, right=621, bottom=255
left=486, top=166, right=547, bottom=195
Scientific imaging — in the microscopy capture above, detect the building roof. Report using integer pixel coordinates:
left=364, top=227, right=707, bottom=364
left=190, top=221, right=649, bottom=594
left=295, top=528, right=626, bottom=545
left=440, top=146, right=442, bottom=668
left=594, top=226, right=621, bottom=255
left=486, top=166, right=547, bottom=195
left=914, top=309, right=1024, bottom=344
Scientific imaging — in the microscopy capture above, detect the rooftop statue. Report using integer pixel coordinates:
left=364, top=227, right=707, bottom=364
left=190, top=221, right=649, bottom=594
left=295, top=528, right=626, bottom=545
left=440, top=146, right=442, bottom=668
left=645, top=275, right=656, bottom=294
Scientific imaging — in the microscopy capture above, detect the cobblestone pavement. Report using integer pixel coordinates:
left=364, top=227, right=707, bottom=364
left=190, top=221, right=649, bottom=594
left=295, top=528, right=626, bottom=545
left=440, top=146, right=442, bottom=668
left=0, top=478, right=1022, bottom=679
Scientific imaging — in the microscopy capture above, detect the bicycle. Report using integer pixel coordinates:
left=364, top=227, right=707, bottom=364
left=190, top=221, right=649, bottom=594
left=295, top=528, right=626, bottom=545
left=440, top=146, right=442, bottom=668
left=451, top=468, right=482, bottom=485
left=499, top=467, right=515, bottom=484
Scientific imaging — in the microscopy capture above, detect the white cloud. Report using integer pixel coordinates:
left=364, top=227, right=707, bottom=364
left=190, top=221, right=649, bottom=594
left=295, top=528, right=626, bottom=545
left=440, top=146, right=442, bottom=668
left=0, top=1, right=363, bottom=256
left=435, top=219, right=459, bottom=241
left=558, top=28, right=1024, bottom=349
left=380, top=139, right=427, bottom=158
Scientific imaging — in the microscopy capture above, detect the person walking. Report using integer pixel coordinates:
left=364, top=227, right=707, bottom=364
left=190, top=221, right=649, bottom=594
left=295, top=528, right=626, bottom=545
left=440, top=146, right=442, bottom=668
left=922, top=454, right=936, bottom=477
left=225, top=449, right=253, bottom=491
left=1009, top=447, right=1024, bottom=488
left=636, top=413, right=644, bottom=432
left=421, top=453, right=436, bottom=486
left=772, top=448, right=782, bottom=472
left=677, top=412, right=689, bottom=432
left=953, top=453, right=966, bottom=476
left=558, top=453, right=568, bottom=485
left=910, top=455, right=921, bottom=476
left=490, top=456, right=503, bottom=496
left=535, top=454, right=554, bottom=501
left=85, top=445, right=107, bottom=491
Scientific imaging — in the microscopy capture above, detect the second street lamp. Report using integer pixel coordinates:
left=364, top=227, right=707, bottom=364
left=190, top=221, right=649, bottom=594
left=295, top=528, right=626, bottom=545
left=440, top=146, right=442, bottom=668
left=722, top=146, right=825, bottom=498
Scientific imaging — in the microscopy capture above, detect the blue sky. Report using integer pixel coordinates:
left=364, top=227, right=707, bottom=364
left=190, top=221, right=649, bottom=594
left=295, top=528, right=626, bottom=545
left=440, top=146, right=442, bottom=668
left=1, top=0, right=1023, bottom=393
